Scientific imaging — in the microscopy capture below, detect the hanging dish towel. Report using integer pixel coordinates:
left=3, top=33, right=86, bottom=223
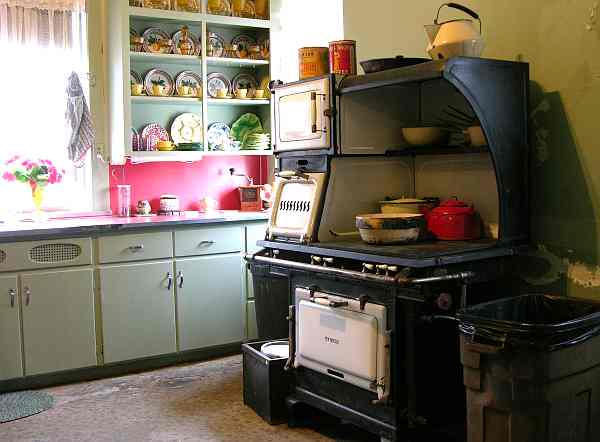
left=65, top=71, right=95, bottom=165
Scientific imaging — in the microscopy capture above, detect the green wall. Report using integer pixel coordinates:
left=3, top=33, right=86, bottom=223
left=344, top=0, right=600, bottom=298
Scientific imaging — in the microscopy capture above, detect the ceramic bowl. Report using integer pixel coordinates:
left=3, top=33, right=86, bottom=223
left=355, top=213, right=424, bottom=245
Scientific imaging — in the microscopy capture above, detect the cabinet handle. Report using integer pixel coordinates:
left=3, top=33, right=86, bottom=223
left=199, top=240, right=215, bottom=247
left=128, top=245, right=144, bottom=252
left=24, top=287, right=31, bottom=306
left=177, top=271, right=184, bottom=289
left=166, top=272, right=173, bottom=290
left=9, top=288, right=15, bottom=308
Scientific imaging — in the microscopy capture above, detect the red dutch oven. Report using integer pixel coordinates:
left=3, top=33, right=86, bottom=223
left=427, top=198, right=481, bottom=241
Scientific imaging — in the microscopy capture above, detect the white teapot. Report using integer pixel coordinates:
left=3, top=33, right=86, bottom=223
left=424, top=3, right=484, bottom=60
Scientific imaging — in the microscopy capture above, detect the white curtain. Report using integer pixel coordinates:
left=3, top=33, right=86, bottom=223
left=0, top=0, right=84, bottom=48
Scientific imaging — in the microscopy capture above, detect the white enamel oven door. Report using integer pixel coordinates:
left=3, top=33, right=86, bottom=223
left=294, top=287, right=388, bottom=394
left=273, top=77, right=332, bottom=153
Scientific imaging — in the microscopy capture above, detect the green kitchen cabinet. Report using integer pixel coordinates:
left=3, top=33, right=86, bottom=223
left=247, top=300, right=258, bottom=340
left=100, top=261, right=176, bottom=363
left=21, top=269, right=96, bottom=376
left=0, top=275, right=22, bottom=381
left=175, top=255, right=244, bottom=351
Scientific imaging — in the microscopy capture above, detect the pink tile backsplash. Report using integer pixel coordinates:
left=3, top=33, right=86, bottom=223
left=109, top=156, right=269, bottom=214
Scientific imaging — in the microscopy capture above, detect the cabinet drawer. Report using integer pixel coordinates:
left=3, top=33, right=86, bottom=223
left=98, top=232, right=173, bottom=264
left=174, top=225, right=243, bottom=257
left=0, top=238, right=92, bottom=272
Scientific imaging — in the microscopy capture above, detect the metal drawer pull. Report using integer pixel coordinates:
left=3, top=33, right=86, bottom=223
left=166, top=273, right=173, bottom=290
left=9, top=289, right=15, bottom=308
left=199, top=240, right=215, bottom=247
left=24, top=287, right=31, bottom=306
left=128, top=245, right=144, bottom=252
left=177, top=271, right=184, bottom=289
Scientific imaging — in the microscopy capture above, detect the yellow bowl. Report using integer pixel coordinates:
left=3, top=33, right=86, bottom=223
left=156, top=144, right=175, bottom=151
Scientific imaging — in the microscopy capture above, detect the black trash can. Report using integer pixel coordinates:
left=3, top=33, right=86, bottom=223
left=457, top=294, right=600, bottom=442
left=249, top=262, right=290, bottom=340
left=242, top=340, right=291, bottom=425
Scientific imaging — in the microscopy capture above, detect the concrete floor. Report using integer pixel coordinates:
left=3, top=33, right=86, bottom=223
left=0, top=355, right=377, bottom=442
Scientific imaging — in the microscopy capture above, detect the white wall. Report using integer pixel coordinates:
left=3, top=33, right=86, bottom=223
left=271, top=0, right=344, bottom=82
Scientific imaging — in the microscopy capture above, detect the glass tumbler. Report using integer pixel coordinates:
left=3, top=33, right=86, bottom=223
left=117, top=185, right=132, bottom=217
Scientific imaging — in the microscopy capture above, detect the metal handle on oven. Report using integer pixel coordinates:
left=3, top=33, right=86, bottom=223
left=313, top=297, right=348, bottom=308
left=128, top=245, right=144, bottom=252
left=24, top=287, right=31, bottom=306
left=310, top=91, right=318, bottom=133
left=275, top=170, right=310, bottom=181
left=199, top=240, right=215, bottom=247
left=8, top=288, right=15, bottom=308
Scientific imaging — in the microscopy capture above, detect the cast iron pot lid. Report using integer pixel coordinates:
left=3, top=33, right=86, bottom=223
left=260, top=341, right=289, bottom=359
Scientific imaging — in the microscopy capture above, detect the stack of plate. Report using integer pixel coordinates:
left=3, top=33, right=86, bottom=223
left=244, top=133, right=270, bottom=150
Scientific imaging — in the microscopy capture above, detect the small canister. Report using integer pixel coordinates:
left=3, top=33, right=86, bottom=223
left=329, top=40, right=357, bottom=76
left=298, top=47, right=329, bottom=80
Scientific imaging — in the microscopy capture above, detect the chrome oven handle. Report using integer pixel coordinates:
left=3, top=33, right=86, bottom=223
left=310, top=91, right=318, bottom=133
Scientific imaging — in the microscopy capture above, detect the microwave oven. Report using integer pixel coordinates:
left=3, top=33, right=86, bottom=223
left=271, top=74, right=421, bottom=156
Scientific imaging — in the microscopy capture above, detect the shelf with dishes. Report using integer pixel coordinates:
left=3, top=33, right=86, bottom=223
left=131, top=95, right=203, bottom=104
left=207, top=98, right=268, bottom=106
left=130, top=51, right=201, bottom=64
left=128, top=0, right=270, bottom=27
left=206, top=56, right=268, bottom=67
left=130, top=68, right=203, bottom=101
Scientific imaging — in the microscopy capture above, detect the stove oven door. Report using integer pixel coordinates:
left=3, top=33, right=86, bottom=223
left=273, top=76, right=333, bottom=153
left=294, top=288, right=388, bottom=395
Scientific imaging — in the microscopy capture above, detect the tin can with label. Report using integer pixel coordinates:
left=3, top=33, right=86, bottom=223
left=328, top=40, right=357, bottom=76
left=299, top=47, right=329, bottom=80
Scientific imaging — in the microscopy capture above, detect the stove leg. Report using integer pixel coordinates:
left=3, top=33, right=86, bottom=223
left=286, top=397, right=301, bottom=428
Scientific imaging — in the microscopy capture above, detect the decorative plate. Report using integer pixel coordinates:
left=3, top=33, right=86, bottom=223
left=231, top=113, right=263, bottom=145
left=259, top=77, right=271, bottom=99
left=141, top=123, right=170, bottom=151
left=142, top=27, right=172, bottom=54
left=241, top=0, right=256, bottom=18
left=207, top=32, right=226, bottom=57
left=144, top=69, right=174, bottom=96
left=172, top=0, right=200, bottom=12
left=207, top=0, right=231, bottom=16
left=231, top=34, right=257, bottom=59
left=171, top=113, right=203, bottom=145
left=207, top=72, right=231, bottom=98
left=172, top=29, right=201, bottom=56
left=232, top=72, right=258, bottom=92
left=130, top=70, right=142, bottom=85
left=207, top=122, right=231, bottom=151
left=175, top=71, right=202, bottom=94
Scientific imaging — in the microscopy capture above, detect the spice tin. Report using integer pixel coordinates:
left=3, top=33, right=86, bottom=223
left=329, top=40, right=357, bottom=75
left=298, top=47, right=329, bottom=80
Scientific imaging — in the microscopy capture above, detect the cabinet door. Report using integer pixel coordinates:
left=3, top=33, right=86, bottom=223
left=247, top=300, right=258, bottom=340
left=21, top=269, right=96, bottom=376
left=176, top=255, right=244, bottom=351
left=100, top=261, right=176, bottom=363
left=0, top=275, right=22, bottom=380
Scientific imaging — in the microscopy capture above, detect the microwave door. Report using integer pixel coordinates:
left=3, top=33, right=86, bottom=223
left=274, top=78, right=331, bottom=152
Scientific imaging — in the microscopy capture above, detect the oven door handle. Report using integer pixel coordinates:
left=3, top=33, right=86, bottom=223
left=312, top=297, right=348, bottom=308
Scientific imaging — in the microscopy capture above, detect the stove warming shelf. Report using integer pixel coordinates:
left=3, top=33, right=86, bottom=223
left=257, top=238, right=517, bottom=268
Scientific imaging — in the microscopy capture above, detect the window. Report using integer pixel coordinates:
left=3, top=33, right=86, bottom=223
left=0, top=1, right=93, bottom=215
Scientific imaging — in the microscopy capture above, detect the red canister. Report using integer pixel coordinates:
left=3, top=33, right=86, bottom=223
left=329, top=40, right=357, bottom=76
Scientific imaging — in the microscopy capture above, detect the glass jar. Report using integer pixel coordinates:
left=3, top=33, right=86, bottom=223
left=116, top=185, right=132, bottom=217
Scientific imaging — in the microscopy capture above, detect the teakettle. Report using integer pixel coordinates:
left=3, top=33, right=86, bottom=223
left=425, top=3, right=484, bottom=60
